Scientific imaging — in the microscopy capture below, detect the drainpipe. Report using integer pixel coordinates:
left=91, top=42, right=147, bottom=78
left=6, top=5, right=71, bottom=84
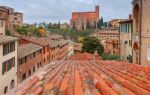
left=119, top=26, right=121, bottom=60
left=139, top=0, right=142, bottom=65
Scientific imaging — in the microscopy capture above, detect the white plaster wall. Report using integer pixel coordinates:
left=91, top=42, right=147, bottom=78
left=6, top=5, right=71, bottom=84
left=0, top=41, right=18, bottom=95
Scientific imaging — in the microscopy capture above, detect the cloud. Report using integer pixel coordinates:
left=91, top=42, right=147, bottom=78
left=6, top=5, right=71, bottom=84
left=0, top=0, right=132, bottom=23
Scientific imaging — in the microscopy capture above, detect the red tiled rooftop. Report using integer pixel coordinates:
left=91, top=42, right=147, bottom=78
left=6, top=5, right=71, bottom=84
left=20, top=36, right=49, bottom=46
left=8, top=53, right=150, bottom=95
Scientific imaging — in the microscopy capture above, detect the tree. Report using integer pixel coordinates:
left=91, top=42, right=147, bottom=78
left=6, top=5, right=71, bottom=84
left=77, top=37, right=84, bottom=43
left=101, top=53, right=119, bottom=60
left=103, top=22, right=108, bottom=27
left=108, top=22, right=113, bottom=27
left=37, top=27, right=46, bottom=37
left=82, top=36, right=104, bottom=55
left=97, top=17, right=104, bottom=29
left=16, top=26, right=28, bottom=35
left=48, top=22, right=52, bottom=29
left=5, top=30, right=12, bottom=36
left=58, top=21, right=60, bottom=29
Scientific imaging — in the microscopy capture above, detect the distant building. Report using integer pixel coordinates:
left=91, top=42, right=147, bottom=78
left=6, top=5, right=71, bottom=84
left=50, top=34, right=63, bottom=40
left=98, top=29, right=119, bottom=41
left=18, top=36, right=50, bottom=66
left=109, top=19, right=125, bottom=28
left=60, top=23, right=69, bottom=30
left=1, top=6, right=14, bottom=13
left=97, top=29, right=119, bottom=54
left=70, top=6, right=99, bottom=30
left=17, top=43, right=43, bottom=82
left=0, top=35, right=18, bottom=95
left=105, top=39, right=119, bottom=54
left=119, top=19, right=133, bottom=63
left=49, top=39, right=69, bottom=61
left=0, top=6, right=23, bottom=29
left=0, top=17, right=5, bottom=35
left=10, top=12, right=23, bottom=28
left=0, top=6, right=10, bottom=29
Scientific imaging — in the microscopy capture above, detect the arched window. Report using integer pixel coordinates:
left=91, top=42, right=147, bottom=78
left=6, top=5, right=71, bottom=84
left=4, top=86, right=8, bottom=94
left=133, top=4, right=140, bottom=33
left=10, top=80, right=15, bottom=89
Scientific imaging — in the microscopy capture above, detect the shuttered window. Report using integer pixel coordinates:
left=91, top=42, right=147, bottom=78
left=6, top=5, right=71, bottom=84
left=2, top=57, right=15, bottom=75
left=0, top=20, right=3, bottom=27
left=3, top=42, right=15, bottom=55
left=8, top=60, right=12, bottom=71
left=2, top=62, right=6, bottom=75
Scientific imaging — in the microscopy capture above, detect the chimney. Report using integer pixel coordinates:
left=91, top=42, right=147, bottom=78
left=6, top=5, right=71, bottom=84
left=129, top=14, right=132, bottom=19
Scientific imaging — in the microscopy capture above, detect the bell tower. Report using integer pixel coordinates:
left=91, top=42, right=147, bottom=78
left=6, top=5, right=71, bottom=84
left=95, top=6, right=100, bottom=20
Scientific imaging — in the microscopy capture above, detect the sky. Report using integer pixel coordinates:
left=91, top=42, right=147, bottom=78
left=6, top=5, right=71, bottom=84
left=0, top=0, right=132, bottom=24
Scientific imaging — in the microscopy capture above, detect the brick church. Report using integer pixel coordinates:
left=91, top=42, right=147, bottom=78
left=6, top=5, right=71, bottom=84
left=70, top=6, right=100, bottom=30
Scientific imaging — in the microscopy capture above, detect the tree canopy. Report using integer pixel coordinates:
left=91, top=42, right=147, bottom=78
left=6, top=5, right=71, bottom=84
left=97, top=17, right=104, bottom=29
left=82, top=36, right=104, bottom=55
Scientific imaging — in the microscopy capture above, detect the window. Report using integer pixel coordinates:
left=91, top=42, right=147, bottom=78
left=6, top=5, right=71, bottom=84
left=43, top=47, right=46, bottom=54
left=39, top=62, right=42, bottom=66
left=33, top=52, right=35, bottom=58
left=33, top=67, right=35, bottom=72
left=47, top=46, right=49, bottom=52
left=10, top=80, right=15, bottom=89
left=14, top=14, right=17, bottom=16
left=129, top=23, right=132, bottom=33
left=147, top=47, right=150, bottom=61
left=19, top=57, right=26, bottom=65
left=4, top=86, right=8, bottom=94
left=22, top=73, right=26, bottom=80
left=2, top=61, right=7, bottom=75
left=129, top=40, right=132, bottom=47
left=0, top=20, right=3, bottom=27
left=14, top=17, right=17, bottom=20
left=124, top=41, right=128, bottom=44
left=28, top=70, right=31, bottom=76
left=3, top=42, right=15, bottom=55
left=37, top=63, right=40, bottom=68
left=2, top=57, right=15, bottom=75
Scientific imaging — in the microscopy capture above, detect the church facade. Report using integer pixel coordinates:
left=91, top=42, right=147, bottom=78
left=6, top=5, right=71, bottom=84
left=70, top=6, right=100, bottom=30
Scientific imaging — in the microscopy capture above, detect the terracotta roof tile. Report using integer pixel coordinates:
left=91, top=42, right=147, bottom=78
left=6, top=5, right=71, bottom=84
left=9, top=53, right=150, bottom=95
left=20, top=36, right=49, bottom=46
left=0, top=35, right=19, bottom=44
left=18, top=43, right=42, bottom=59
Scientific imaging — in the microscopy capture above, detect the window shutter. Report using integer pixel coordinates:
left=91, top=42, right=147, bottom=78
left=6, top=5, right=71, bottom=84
left=12, top=57, right=15, bottom=67
left=8, top=60, right=12, bottom=71
left=2, top=62, right=6, bottom=75
left=13, top=42, right=15, bottom=51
